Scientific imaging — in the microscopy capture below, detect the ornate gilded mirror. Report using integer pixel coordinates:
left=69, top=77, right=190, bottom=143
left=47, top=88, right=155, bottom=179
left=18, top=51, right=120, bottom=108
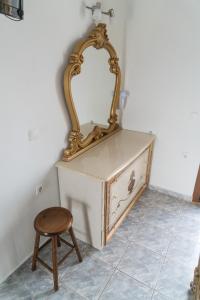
left=62, top=23, right=121, bottom=161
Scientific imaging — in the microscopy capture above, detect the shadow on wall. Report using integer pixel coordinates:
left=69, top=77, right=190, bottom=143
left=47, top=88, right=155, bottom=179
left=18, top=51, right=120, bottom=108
left=67, top=196, right=92, bottom=245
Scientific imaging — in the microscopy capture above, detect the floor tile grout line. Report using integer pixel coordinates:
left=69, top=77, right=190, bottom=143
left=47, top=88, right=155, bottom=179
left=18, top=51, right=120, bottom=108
left=59, top=254, right=118, bottom=300
left=153, top=232, right=172, bottom=293
left=126, top=236, right=172, bottom=257
left=129, top=216, right=183, bottom=236
left=116, top=265, right=160, bottom=291
left=114, top=241, right=130, bottom=269
left=96, top=265, right=118, bottom=300
left=115, top=243, right=166, bottom=290
left=130, top=208, right=180, bottom=218
left=151, top=288, right=171, bottom=300
left=46, top=238, right=166, bottom=300
left=57, top=281, right=88, bottom=300
left=152, top=288, right=174, bottom=300
left=130, top=199, right=183, bottom=215
left=115, top=248, right=167, bottom=291
left=115, top=269, right=155, bottom=292
left=32, top=242, right=133, bottom=299
left=123, top=216, right=179, bottom=235
left=96, top=241, right=131, bottom=299
left=98, top=245, right=170, bottom=300
left=151, top=288, right=156, bottom=300
left=117, top=269, right=152, bottom=290
left=151, top=251, right=168, bottom=293
left=61, top=283, right=89, bottom=299
left=128, top=212, right=180, bottom=225
left=150, top=288, right=157, bottom=300
left=141, top=197, right=188, bottom=209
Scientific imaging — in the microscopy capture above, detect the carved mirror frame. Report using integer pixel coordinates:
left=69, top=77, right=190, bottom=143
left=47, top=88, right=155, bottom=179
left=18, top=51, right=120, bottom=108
left=62, top=23, right=121, bottom=161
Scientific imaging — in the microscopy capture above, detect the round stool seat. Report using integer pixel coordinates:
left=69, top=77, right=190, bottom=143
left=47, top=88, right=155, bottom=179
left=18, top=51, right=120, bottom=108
left=34, top=207, right=73, bottom=236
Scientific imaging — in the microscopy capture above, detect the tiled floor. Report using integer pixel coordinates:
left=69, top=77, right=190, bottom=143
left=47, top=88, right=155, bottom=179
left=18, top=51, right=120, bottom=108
left=1, top=189, right=200, bottom=299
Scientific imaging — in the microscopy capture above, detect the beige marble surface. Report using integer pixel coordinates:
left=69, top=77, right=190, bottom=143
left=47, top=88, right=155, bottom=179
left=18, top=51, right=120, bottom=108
left=56, top=129, right=155, bottom=180
left=80, top=122, right=108, bottom=138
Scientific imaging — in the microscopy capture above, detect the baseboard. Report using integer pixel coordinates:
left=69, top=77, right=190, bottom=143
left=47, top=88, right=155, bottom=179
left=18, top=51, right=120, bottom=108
left=149, top=184, right=192, bottom=202
left=0, top=237, right=47, bottom=285
left=0, top=250, right=33, bottom=285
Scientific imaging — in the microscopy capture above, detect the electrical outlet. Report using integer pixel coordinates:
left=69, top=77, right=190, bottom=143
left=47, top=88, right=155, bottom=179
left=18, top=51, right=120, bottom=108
left=35, top=184, right=43, bottom=196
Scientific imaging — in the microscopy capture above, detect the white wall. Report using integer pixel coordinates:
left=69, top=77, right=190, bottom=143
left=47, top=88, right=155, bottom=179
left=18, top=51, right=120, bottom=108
left=0, top=0, right=126, bottom=283
left=2, top=0, right=198, bottom=283
left=123, top=0, right=200, bottom=197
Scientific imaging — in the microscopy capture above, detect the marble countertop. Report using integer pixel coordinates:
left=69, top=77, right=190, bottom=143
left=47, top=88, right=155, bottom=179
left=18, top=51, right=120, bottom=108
left=56, top=129, right=155, bottom=180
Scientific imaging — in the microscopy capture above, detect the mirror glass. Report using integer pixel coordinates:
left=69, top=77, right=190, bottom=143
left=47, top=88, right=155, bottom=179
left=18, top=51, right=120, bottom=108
left=71, top=47, right=115, bottom=138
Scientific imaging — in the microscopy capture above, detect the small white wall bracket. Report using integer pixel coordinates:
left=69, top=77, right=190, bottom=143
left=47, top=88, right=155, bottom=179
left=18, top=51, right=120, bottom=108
left=119, top=90, right=129, bottom=110
left=86, top=2, right=114, bottom=23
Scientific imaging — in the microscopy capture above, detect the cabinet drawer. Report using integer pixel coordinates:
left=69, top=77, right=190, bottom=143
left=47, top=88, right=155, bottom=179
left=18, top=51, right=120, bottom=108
left=108, top=148, right=149, bottom=230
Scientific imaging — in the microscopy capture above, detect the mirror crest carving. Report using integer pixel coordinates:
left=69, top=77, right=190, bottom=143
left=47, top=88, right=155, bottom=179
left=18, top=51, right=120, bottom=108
left=63, top=23, right=121, bottom=161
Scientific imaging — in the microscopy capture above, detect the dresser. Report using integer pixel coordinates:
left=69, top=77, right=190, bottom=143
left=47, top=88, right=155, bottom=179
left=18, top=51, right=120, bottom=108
left=56, top=129, right=155, bottom=249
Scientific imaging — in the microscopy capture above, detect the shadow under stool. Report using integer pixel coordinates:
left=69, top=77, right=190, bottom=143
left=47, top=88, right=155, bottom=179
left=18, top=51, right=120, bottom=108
left=32, top=207, right=82, bottom=291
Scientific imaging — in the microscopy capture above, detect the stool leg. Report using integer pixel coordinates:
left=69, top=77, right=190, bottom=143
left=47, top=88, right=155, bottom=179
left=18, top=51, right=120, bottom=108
left=52, top=236, right=58, bottom=291
left=32, top=232, right=40, bottom=271
left=57, top=235, right=61, bottom=247
left=69, top=227, right=82, bottom=262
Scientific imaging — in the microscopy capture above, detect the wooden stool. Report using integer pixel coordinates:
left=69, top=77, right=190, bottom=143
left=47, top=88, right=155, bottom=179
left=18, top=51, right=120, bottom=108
left=32, top=207, right=82, bottom=291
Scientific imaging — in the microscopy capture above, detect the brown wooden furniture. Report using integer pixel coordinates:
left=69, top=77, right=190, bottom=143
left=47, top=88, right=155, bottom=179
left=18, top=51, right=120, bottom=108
left=193, top=165, right=200, bottom=203
left=32, top=207, right=82, bottom=291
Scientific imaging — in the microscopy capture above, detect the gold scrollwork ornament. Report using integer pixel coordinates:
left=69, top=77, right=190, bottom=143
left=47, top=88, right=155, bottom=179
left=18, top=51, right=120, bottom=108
left=62, top=23, right=121, bottom=161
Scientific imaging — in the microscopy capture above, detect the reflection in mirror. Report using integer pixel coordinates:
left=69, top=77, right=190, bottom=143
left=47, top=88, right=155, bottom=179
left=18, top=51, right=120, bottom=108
left=71, top=47, right=115, bottom=138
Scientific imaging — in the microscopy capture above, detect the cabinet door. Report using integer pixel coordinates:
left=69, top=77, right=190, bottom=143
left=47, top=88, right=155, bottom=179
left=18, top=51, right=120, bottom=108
left=107, top=148, right=149, bottom=232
